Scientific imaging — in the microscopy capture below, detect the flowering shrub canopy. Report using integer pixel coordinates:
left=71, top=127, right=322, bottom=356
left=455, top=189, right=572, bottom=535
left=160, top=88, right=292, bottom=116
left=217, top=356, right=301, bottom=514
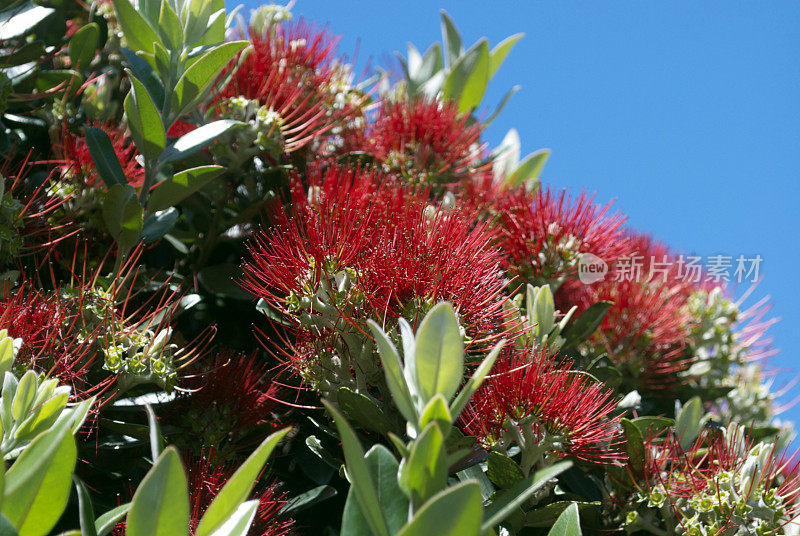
left=0, top=1, right=793, bottom=535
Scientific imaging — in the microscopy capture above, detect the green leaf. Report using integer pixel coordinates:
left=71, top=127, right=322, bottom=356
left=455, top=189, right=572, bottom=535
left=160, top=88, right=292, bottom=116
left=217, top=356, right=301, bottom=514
left=485, top=84, right=520, bottom=126
left=561, top=301, right=613, bottom=349
left=414, top=302, right=464, bottom=403
left=0, top=41, right=45, bottom=67
left=365, top=446, right=407, bottom=533
left=68, top=23, right=100, bottom=69
left=525, top=501, right=598, bottom=528
left=621, top=418, right=645, bottom=474
left=3, top=426, right=77, bottom=536
left=675, top=396, right=704, bottom=449
left=83, top=127, right=127, bottom=187
left=120, top=49, right=165, bottom=107
left=0, top=514, right=16, bottom=536
left=632, top=417, right=674, bottom=437
left=546, top=503, right=582, bottom=536
left=342, top=445, right=408, bottom=536
left=0, top=4, right=54, bottom=41
left=161, top=121, right=242, bottom=164
left=34, top=70, right=83, bottom=95
left=102, top=184, right=143, bottom=248
left=95, top=504, right=130, bottom=536
left=506, top=149, right=551, bottom=188
left=197, top=263, right=251, bottom=300
left=111, top=0, right=161, bottom=53
left=281, top=485, right=336, bottom=516
left=367, top=320, right=417, bottom=426
left=443, top=39, right=490, bottom=113
left=141, top=208, right=178, bottom=242
left=144, top=404, right=163, bottom=462
left=533, top=284, right=556, bottom=337
left=147, top=165, right=224, bottom=212
left=492, top=129, right=521, bottom=182
left=0, top=336, right=13, bottom=376
left=195, top=428, right=290, bottom=536
left=322, top=401, right=390, bottom=536
left=156, top=1, right=183, bottom=50
left=15, top=390, right=69, bottom=439
left=481, top=461, right=572, bottom=533
left=183, top=0, right=215, bottom=47
left=407, top=43, right=442, bottom=94
left=198, top=0, right=225, bottom=45
left=487, top=451, right=525, bottom=489
left=126, top=447, right=189, bottom=536
left=74, top=477, right=98, bottom=536
left=206, top=500, right=258, bottom=536
left=171, top=41, right=248, bottom=117
left=336, top=388, right=392, bottom=435
left=418, top=395, right=451, bottom=435
left=10, top=370, right=35, bottom=420
left=340, top=488, right=372, bottom=536
left=124, top=73, right=166, bottom=161
left=489, top=33, right=523, bottom=77
left=399, top=423, right=447, bottom=507
left=440, top=10, right=463, bottom=68
left=139, top=0, right=161, bottom=27
left=396, top=481, right=482, bottom=536
left=449, top=339, right=504, bottom=420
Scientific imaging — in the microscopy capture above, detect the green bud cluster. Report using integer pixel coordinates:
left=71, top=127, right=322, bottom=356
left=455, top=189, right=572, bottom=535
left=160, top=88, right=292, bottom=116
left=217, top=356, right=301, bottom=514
left=625, top=426, right=794, bottom=536
left=64, top=287, right=179, bottom=390
left=214, top=97, right=286, bottom=162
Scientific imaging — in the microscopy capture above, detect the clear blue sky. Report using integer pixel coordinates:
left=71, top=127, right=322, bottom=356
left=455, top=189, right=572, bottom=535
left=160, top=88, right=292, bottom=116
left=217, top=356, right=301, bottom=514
left=236, top=1, right=800, bottom=428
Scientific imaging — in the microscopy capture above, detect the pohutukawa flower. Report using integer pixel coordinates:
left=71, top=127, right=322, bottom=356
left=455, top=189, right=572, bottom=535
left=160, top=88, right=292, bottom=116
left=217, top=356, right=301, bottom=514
left=242, top=164, right=515, bottom=395
left=185, top=454, right=294, bottom=536
left=557, top=234, right=695, bottom=391
left=461, top=346, right=622, bottom=465
left=348, top=97, right=490, bottom=188
left=217, top=19, right=346, bottom=154
left=496, top=187, right=629, bottom=288
left=111, top=452, right=294, bottom=536
left=164, top=351, right=282, bottom=458
left=51, top=246, right=210, bottom=394
left=57, top=121, right=145, bottom=188
left=629, top=424, right=800, bottom=535
left=0, top=286, right=102, bottom=399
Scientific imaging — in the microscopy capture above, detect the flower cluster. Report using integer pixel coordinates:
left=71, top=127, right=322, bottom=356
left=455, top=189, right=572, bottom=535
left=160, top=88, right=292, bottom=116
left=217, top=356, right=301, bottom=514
left=496, top=187, right=629, bottom=288
left=343, top=98, right=489, bottom=188
left=462, top=346, right=622, bottom=468
left=0, top=3, right=794, bottom=535
left=624, top=424, right=800, bottom=536
left=242, top=164, right=514, bottom=398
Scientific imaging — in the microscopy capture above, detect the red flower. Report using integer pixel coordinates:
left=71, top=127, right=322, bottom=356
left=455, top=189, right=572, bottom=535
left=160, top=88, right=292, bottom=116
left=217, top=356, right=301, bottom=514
left=349, top=97, right=490, bottom=187
left=356, top=186, right=511, bottom=347
left=557, top=233, right=695, bottom=390
left=461, top=346, right=622, bottom=464
left=185, top=454, right=294, bottom=536
left=641, top=425, right=800, bottom=527
left=111, top=453, right=294, bottom=536
left=217, top=19, right=344, bottom=153
left=165, top=351, right=282, bottom=457
left=242, top=164, right=514, bottom=366
left=0, top=286, right=106, bottom=400
left=496, top=187, right=629, bottom=286
left=168, top=119, right=198, bottom=138
left=58, top=121, right=145, bottom=188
